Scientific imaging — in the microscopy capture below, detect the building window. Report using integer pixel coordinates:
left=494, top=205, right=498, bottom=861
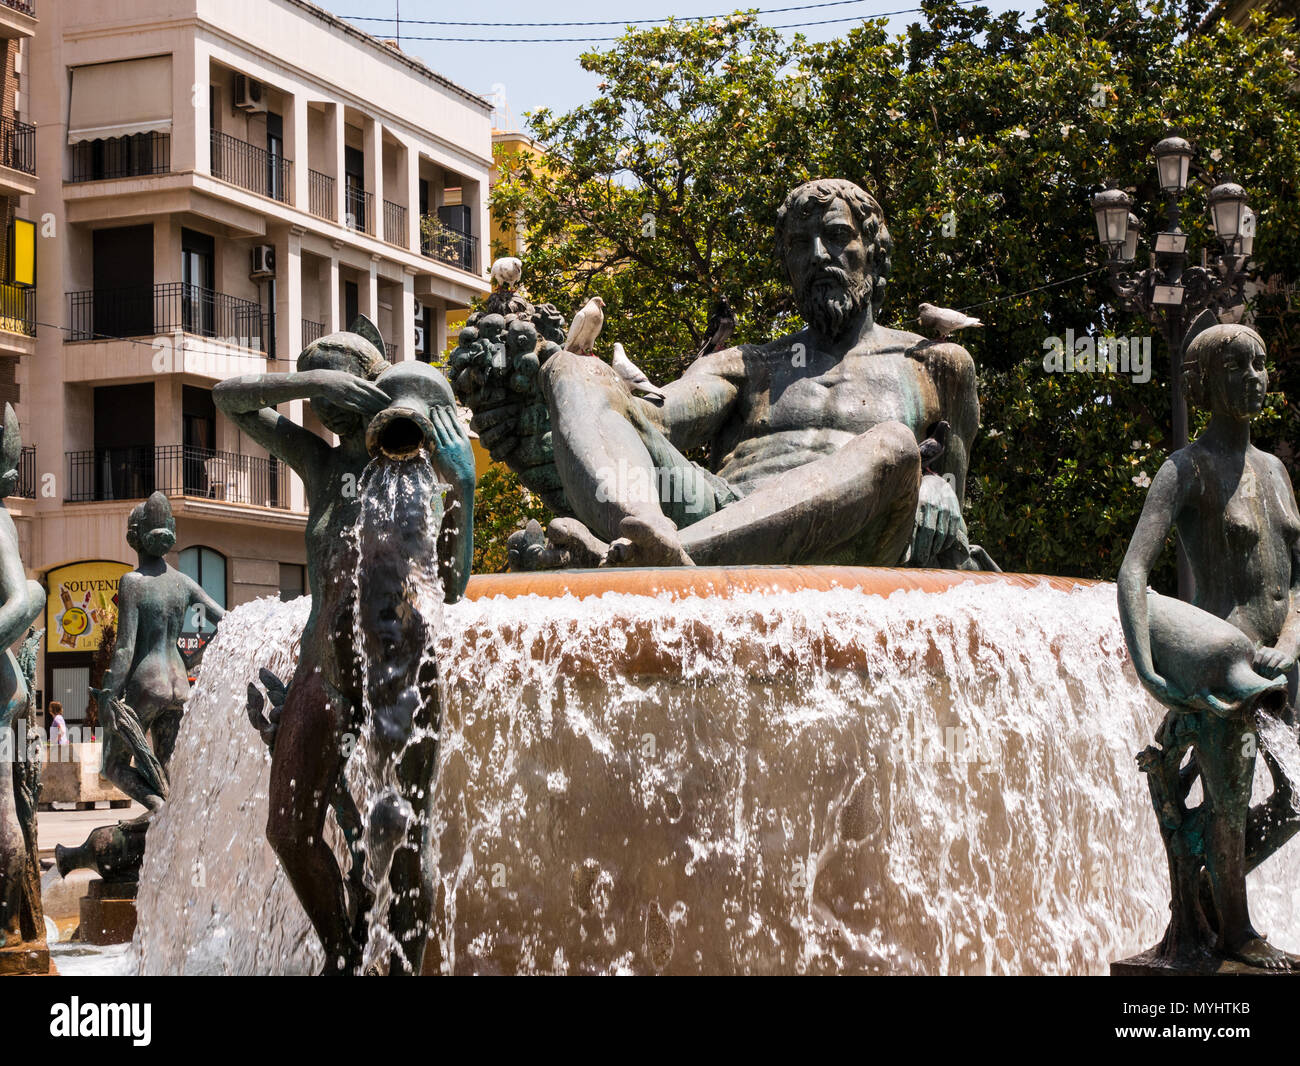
left=279, top=563, right=305, bottom=602
left=178, top=547, right=226, bottom=646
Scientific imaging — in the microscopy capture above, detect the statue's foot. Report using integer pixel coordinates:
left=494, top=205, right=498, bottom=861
left=605, top=515, right=694, bottom=567
left=546, top=518, right=609, bottom=568
left=507, top=519, right=573, bottom=571
left=1227, top=935, right=1296, bottom=971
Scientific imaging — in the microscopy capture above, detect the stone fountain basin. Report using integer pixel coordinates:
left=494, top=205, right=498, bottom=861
left=133, top=566, right=1300, bottom=975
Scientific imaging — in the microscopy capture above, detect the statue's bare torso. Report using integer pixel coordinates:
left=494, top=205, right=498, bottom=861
left=699, top=326, right=940, bottom=492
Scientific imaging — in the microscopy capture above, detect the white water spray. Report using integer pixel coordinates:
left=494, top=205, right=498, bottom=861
left=131, top=579, right=1300, bottom=974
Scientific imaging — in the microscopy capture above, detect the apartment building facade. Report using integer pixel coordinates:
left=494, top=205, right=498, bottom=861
left=16, top=0, right=492, bottom=722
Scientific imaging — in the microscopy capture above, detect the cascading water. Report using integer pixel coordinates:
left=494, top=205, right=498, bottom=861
left=347, top=455, right=446, bottom=975
left=131, top=578, right=1300, bottom=975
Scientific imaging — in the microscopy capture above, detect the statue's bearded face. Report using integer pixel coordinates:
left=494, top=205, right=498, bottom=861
left=783, top=198, right=874, bottom=341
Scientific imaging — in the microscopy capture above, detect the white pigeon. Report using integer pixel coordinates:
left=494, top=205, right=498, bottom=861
left=611, top=343, right=666, bottom=402
left=564, top=296, right=606, bottom=354
left=917, top=302, right=982, bottom=340
left=490, top=256, right=523, bottom=289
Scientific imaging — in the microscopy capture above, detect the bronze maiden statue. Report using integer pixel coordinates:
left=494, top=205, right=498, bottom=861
left=1118, top=315, right=1300, bottom=973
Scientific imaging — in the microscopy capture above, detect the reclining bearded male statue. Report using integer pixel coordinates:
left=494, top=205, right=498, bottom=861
left=448, top=178, right=995, bottom=572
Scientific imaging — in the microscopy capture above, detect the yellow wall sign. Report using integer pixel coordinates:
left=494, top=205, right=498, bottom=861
left=11, top=218, right=34, bottom=288
left=46, top=560, right=131, bottom=653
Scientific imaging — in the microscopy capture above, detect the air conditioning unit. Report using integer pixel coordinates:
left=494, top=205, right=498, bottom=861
left=250, top=244, right=276, bottom=279
left=234, top=74, right=268, bottom=113
left=413, top=324, right=426, bottom=351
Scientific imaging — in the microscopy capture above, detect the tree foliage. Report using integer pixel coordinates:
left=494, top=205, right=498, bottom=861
left=490, top=0, right=1300, bottom=585
left=472, top=464, right=553, bottom=574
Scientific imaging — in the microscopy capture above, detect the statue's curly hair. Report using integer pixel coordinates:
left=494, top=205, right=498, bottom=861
left=774, top=178, right=893, bottom=316
left=1184, top=323, right=1267, bottom=408
left=297, top=330, right=391, bottom=382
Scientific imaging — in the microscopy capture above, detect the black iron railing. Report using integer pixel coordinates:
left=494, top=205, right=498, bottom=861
left=69, top=132, right=170, bottom=182
left=0, top=282, right=35, bottom=337
left=13, top=445, right=35, bottom=499
left=421, top=216, right=478, bottom=274
left=345, top=187, right=374, bottom=235
left=308, top=169, right=335, bottom=221
left=210, top=130, right=292, bottom=204
left=383, top=200, right=408, bottom=248
left=0, top=0, right=35, bottom=15
left=66, top=445, right=288, bottom=507
left=0, top=116, right=35, bottom=175
left=66, top=282, right=267, bottom=352
left=302, top=318, right=326, bottom=346
left=383, top=339, right=397, bottom=360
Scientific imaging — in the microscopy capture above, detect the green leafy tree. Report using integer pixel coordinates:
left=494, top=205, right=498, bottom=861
left=491, top=0, right=1300, bottom=584
left=472, top=464, right=553, bottom=574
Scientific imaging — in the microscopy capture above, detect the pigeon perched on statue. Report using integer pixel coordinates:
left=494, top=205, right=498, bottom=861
left=918, top=420, right=949, bottom=474
left=917, top=302, right=982, bottom=340
left=564, top=296, right=606, bottom=354
left=490, top=256, right=523, bottom=290
left=612, top=343, right=666, bottom=402
left=694, top=297, right=736, bottom=362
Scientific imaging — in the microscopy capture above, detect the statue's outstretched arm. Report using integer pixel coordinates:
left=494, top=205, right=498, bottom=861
left=213, top=372, right=336, bottom=479
left=95, top=578, right=140, bottom=703
left=658, top=346, right=744, bottom=452
left=0, top=510, right=40, bottom=650
left=1117, top=458, right=1186, bottom=689
left=921, top=342, right=979, bottom=505
left=184, top=577, right=226, bottom=630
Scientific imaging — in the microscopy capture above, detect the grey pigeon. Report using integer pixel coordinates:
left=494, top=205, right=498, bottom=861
left=919, top=420, right=949, bottom=473
left=694, top=297, right=736, bottom=361
left=564, top=296, right=606, bottom=354
left=918, top=302, right=982, bottom=340
left=612, top=342, right=666, bottom=402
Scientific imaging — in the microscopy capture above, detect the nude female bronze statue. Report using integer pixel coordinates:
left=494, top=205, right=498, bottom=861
left=215, top=318, right=474, bottom=975
left=1118, top=316, right=1300, bottom=972
left=0, top=407, right=48, bottom=965
left=90, top=492, right=226, bottom=815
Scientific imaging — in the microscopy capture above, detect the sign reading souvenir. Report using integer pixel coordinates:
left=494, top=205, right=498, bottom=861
left=45, top=560, right=131, bottom=653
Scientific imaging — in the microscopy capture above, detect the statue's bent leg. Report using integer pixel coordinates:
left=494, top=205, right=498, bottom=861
left=1197, top=711, right=1293, bottom=968
left=265, top=667, right=356, bottom=974
left=681, top=422, right=922, bottom=566
left=149, top=706, right=184, bottom=779
left=100, top=720, right=165, bottom=811
left=543, top=352, right=686, bottom=547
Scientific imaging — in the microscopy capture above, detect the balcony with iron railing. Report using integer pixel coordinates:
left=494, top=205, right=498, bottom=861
left=0, top=282, right=35, bottom=338
left=383, top=200, right=408, bottom=249
left=66, top=282, right=268, bottom=353
left=69, top=132, right=170, bottom=183
left=0, top=0, right=36, bottom=16
left=302, top=318, right=326, bottom=347
left=10, top=445, right=35, bottom=499
left=66, top=445, right=289, bottom=508
left=420, top=215, right=479, bottom=274
left=308, top=170, right=336, bottom=222
left=210, top=130, right=292, bottom=204
left=345, top=187, right=375, bottom=236
left=0, top=116, right=35, bottom=176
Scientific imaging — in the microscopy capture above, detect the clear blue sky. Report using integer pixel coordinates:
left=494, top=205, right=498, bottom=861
left=312, top=0, right=1032, bottom=131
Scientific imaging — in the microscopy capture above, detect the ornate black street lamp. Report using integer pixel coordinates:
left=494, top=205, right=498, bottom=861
left=1090, top=135, right=1255, bottom=595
